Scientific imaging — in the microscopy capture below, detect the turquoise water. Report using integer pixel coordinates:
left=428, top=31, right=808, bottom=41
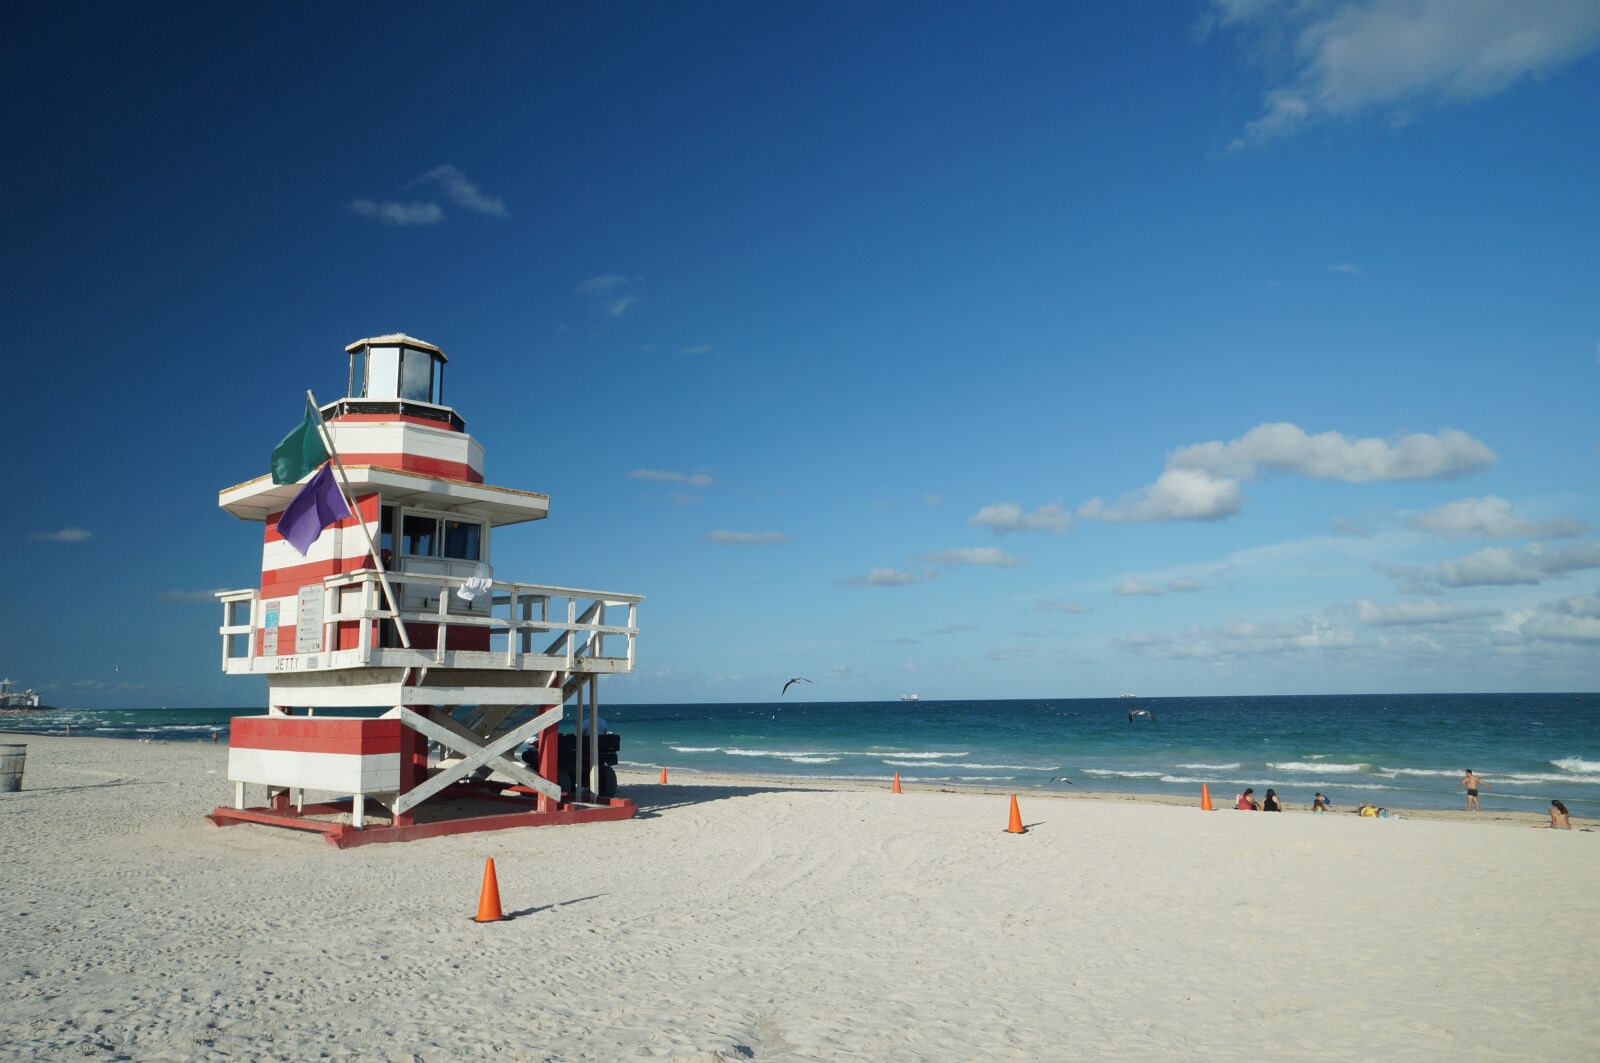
left=7, top=693, right=1598, bottom=813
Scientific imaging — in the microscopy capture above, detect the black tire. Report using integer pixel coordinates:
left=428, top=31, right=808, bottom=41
left=599, top=764, right=617, bottom=799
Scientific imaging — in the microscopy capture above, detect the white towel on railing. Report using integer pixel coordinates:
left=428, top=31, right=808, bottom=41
left=456, top=574, right=494, bottom=602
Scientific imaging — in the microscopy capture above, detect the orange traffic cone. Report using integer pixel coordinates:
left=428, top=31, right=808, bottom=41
left=473, top=858, right=505, bottom=923
left=1200, top=783, right=1214, bottom=811
left=660, top=767, right=668, bottom=784
left=1005, top=794, right=1026, bottom=834
left=892, top=771, right=902, bottom=794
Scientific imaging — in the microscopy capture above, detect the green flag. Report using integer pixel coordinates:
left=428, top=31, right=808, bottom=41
left=271, top=405, right=330, bottom=485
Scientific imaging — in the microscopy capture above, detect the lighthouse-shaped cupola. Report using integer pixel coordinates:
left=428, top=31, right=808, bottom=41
left=340, top=334, right=452, bottom=423
left=210, top=334, right=641, bottom=846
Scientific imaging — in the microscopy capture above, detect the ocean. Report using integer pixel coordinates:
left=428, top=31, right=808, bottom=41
left=6, top=693, right=1597, bottom=814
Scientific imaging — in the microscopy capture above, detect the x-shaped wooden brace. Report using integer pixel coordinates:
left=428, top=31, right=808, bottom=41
left=395, top=706, right=562, bottom=814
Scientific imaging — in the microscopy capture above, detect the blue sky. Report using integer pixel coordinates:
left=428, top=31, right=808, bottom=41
left=3, top=1, right=1597, bottom=707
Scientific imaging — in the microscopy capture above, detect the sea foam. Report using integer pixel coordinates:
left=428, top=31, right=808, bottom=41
left=1267, top=761, right=1368, bottom=773
left=1552, top=757, right=1600, bottom=774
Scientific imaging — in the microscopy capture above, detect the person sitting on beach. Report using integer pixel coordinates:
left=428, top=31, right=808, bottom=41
left=1359, top=802, right=1380, bottom=818
left=1460, top=769, right=1489, bottom=811
left=1261, top=788, right=1282, bottom=812
left=1312, top=792, right=1330, bottom=813
left=1235, top=787, right=1258, bottom=810
left=1532, top=800, right=1572, bottom=829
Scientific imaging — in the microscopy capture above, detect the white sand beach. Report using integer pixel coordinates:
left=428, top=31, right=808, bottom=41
left=3, top=734, right=1598, bottom=1061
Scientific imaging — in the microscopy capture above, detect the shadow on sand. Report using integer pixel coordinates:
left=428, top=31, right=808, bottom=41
left=626, top=781, right=831, bottom=818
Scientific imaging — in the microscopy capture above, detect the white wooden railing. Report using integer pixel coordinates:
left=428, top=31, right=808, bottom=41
left=216, top=570, right=640, bottom=674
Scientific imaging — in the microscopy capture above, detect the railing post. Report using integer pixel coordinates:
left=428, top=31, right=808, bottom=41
left=566, top=596, right=576, bottom=667
left=435, top=592, right=448, bottom=665
left=506, top=588, right=519, bottom=668
left=627, top=601, right=637, bottom=670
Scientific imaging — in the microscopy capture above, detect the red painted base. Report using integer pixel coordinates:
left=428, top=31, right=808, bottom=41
left=207, top=796, right=636, bottom=849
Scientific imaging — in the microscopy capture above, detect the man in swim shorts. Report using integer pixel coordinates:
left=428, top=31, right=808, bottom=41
left=1460, top=769, right=1488, bottom=811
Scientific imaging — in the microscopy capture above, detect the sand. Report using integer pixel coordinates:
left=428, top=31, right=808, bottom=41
left=3, top=734, right=1598, bottom=1061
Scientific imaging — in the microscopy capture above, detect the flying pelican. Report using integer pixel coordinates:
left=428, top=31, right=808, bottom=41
left=781, top=677, right=812, bottom=696
left=1127, top=709, right=1157, bottom=723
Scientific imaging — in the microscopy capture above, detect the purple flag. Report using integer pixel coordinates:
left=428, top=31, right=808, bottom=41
left=275, top=464, right=350, bottom=556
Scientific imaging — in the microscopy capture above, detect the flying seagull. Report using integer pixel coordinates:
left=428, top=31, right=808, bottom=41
left=1050, top=776, right=1075, bottom=785
left=782, top=677, right=812, bottom=696
left=1127, top=709, right=1157, bottom=723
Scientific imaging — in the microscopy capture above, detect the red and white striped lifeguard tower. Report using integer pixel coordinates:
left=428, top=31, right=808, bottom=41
left=208, top=334, right=641, bottom=847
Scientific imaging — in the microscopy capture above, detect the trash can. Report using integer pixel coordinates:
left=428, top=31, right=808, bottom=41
left=0, top=743, right=25, bottom=792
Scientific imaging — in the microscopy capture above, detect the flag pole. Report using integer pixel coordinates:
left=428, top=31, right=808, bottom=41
left=305, top=390, right=413, bottom=650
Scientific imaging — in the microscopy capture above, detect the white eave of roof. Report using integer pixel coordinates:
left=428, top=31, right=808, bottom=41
left=218, top=466, right=547, bottom=526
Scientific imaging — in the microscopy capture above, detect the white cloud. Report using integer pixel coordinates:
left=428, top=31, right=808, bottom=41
left=1123, top=615, right=1358, bottom=659
left=969, top=501, right=1072, bottom=535
left=350, top=199, right=443, bottom=226
left=918, top=547, right=1022, bottom=568
left=628, top=469, right=715, bottom=487
left=1081, top=423, right=1493, bottom=524
left=1328, top=262, right=1362, bottom=274
left=679, top=344, right=712, bottom=355
left=1381, top=540, right=1600, bottom=592
left=1503, top=591, right=1600, bottom=644
left=1215, top=0, right=1600, bottom=146
left=605, top=295, right=639, bottom=317
left=843, top=567, right=928, bottom=587
left=1079, top=467, right=1243, bottom=523
left=1166, top=576, right=1207, bottom=593
left=1037, top=599, right=1089, bottom=614
left=1406, top=496, right=1586, bottom=540
left=1350, top=598, right=1498, bottom=626
left=1169, top=423, right=1494, bottom=483
left=414, top=164, right=506, bottom=217
left=705, top=530, right=789, bottom=545
left=924, top=494, right=943, bottom=508
left=31, top=527, right=92, bottom=542
left=577, top=274, right=629, bottom=294
left=1114, top=578, right=1162, bottom=597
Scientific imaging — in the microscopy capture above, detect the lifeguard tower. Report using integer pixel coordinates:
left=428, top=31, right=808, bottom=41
left=208, top=334, right=641, bottom=847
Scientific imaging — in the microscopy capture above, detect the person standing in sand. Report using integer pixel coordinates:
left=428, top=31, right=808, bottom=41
left=1460, top=769, right=1489, bottom=811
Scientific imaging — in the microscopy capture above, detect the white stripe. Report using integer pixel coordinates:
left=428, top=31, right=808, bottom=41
left=326, top=421, right=483, bottom=475
left=227, top=748, right=400, bottom=793
left=262, top=524, right=375, bottom=571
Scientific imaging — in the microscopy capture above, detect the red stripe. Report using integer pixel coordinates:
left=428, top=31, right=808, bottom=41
left=334, top=453, right=483, bottom=484
left=328, top=413, right=462, bottom=432
left=264, top=494, right=378, bottom=544
left=230, top=717, right=402, bottom=755
left=260, top=559, right=374, bottom=596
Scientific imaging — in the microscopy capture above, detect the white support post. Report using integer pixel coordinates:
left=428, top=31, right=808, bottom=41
left=435, top=593, right=448, bottom=664
left=358, top=579, right=374, bottom=664
left=234, top=781, right=246, bottom=810
left=505, top=588, right=518, bottom=667
left=351, top=793, right=365, bottom=830
left=572, top=680, right=583, bottom=804
left=566, top=597, right=577, bottom=666
left=627, top=602, right=637, bottom=669
left=589, top=675, right=600, bottom=798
